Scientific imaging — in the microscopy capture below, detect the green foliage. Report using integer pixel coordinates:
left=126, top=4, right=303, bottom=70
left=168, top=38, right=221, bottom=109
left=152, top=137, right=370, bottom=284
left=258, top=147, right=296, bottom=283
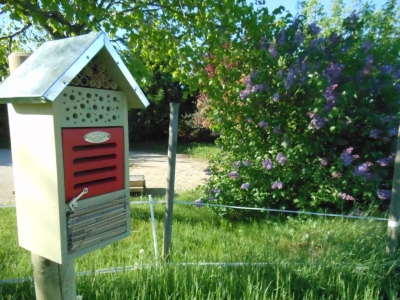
left=127, top=69, right=201, bottom=143
left=198, top=2, right=400, bottom=218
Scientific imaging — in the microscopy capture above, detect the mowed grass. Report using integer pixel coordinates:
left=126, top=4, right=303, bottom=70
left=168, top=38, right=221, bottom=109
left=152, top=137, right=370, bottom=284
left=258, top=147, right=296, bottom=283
left=1, top=193, right=399, bottom=299
left=131, top=140, right=221, bottom=160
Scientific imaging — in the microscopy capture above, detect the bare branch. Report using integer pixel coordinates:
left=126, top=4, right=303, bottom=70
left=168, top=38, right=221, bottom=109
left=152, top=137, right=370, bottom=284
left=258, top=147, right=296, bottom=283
left=0, top=23, right=32, bottom=41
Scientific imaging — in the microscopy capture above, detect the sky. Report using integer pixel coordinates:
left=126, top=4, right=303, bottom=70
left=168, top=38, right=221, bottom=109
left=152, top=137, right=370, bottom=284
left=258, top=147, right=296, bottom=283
left=260, top=0, right=391, bottom=15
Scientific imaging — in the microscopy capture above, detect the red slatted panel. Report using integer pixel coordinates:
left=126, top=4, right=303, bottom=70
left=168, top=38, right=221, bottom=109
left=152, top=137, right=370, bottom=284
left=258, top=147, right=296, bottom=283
left=62, top=127, right=125, bottom=203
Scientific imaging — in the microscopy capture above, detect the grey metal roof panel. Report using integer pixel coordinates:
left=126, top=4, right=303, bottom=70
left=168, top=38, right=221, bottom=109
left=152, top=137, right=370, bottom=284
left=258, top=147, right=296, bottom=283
left=0, top=32, right=149, bottom=109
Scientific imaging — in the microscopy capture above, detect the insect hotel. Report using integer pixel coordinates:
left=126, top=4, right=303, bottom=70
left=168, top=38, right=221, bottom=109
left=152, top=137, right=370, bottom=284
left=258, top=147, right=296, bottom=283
left=0, top=32, right=149, bottom=263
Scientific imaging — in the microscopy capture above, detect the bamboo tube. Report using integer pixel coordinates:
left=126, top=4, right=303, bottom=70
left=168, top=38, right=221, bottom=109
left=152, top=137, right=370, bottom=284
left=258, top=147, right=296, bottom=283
left=91, top=74, right=98, bottom=81
left=110, top=81, right=118, bottom=90
left=98, top=64, right=105, bottom=72
left=89, top=79, right=97, bottom=88
left=84, top=67, right=93, bottom=77
left=79, top=70, right=85, bottom=77
left=92, top=65, right=98, bottom=73
left=104, top=72, right=110, bottom=80
left=93, top=58, right=101, bottom=65
left=88, top=60, right=94, bottom=67
left=97, top=72, right=105, bottom=81
left=71, top=76, right=80, bottom=85
left=80, top=76, right=89, bottom=86
left=95, top=80, right=102, bottom=89
left=102, top=80, right=111, bottom=89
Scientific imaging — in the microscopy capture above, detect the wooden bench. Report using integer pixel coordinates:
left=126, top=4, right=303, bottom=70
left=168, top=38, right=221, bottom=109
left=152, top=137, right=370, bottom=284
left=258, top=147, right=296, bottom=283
left=129, top=175, right=145, bottom=194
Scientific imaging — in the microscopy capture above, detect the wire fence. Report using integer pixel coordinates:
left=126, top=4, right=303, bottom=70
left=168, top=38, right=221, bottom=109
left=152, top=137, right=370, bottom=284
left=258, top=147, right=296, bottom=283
left=0, top=197, right=390, bottom=286
left=0, top=200, right=389, bottom=222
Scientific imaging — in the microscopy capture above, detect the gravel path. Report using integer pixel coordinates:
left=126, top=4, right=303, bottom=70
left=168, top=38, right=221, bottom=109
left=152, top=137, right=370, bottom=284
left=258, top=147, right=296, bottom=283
left=0, top=149, right=208, bottom=205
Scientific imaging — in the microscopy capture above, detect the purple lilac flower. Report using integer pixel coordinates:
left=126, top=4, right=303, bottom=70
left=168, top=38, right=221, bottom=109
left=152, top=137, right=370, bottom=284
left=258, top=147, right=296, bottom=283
left=380, top=115, right=397, bottom=124
left=389, top=127, right=398, bottom=137
left=323, top=84, right=338, bottom=111
left=240, top=183, right=250, bottom=189
left=244, top=76, right=252, bottom=88
left=268, top=43, right=278, bottom=58
left=323, top=62, right=344, bottom=84
left=308, top=114, right=327, bottom=130
left=285, top=68, right=296, bottom=90
left=294, top=29, right=304, bottom=45
left=194, top=199, right=204, bottom=207
left=309, top=22, right=321, bottom=35
left=377, top=189, right=391, bottom=200
left=365, top=55, right=374, bottom=65
left=320, top=158, right=329, bottom=167
left=260, top=36, right=266, bottom=50
left=273, top=93, right=280, bottom=102
left=276, top=152, right=287, bottom=165
left=271, top=181, right=283, bottom=189
left=247, top=117, right=253, bottom=123
left=348, top=11, right=358, bottom=24
left=263, top=158, right=273, bottom=170
left=251, top=84, right=268, bottom=93
left=211, top=188, right=221, bottom=194
left=354, top=162, right=373, bottom=177
left=243, top=159, right=251, bottom=167
left=277, top=30, right=286, bottom=46
left=258, top=121, right=269, bottom=128
left=273, top=127, right=283, bottom=134
left=369, top=129, right=382, bottom=139
left=233, top=161, right=241, bottom=170
left=209, top=195, right=215, bottom=201
left=340, top=147, right=359, bottom=166
left=204, top=167, right=212, bottom=175
left=228, top=171, right=239, bottom=179
left=377, top=157, right=394, bottom=167
left=381, top=65, right=394, bottom=75
left=239, top=89, right=251, bottom=99
left=361, top=41, right=373, bottom=52
left=338, top=192, right=355, bottom=201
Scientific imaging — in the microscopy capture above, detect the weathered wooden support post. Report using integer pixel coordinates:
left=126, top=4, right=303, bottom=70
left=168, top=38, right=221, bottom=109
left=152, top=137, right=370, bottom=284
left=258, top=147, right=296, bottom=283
left=163, top=102, right=180, bottom=260
left=387, top=127, right=400, bottom=256
left=8, top=52, right=77, bottom=300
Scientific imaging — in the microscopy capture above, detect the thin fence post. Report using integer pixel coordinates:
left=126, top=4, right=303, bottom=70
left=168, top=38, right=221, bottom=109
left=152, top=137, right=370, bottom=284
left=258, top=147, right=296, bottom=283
left=149, top=195, right=159, bottom=265
left=387, top=126, right=400, bottom=256
left=163, top=102, right=179, bottom=260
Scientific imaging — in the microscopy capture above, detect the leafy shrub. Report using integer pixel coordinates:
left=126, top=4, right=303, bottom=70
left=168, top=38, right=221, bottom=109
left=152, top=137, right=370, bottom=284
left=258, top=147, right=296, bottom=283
left=199, top=6, right=400, bottom=218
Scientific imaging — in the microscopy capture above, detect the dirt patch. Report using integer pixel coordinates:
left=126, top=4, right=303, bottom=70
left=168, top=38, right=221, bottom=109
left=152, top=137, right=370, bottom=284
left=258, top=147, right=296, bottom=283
left=129, top=151, right=209, bottom=196
left=0, top=149, right=209, bottom=205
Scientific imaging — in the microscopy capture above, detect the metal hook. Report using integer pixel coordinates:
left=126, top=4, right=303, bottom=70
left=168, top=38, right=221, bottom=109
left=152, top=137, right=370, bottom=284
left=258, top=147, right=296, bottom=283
left=69, top=188, right=88, bottom=211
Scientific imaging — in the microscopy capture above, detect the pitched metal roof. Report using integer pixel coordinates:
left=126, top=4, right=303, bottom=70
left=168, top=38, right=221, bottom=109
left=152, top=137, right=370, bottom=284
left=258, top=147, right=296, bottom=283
left=0, top=32, right=149, bottom=109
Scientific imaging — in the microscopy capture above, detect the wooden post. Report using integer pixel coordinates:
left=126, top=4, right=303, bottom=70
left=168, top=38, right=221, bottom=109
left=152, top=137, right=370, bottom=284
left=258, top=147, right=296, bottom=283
left=163, top=102, right=180, bottom=260
left=8, top=52, right=78, bottom=299
left=387, top=126, right=400, bottom=256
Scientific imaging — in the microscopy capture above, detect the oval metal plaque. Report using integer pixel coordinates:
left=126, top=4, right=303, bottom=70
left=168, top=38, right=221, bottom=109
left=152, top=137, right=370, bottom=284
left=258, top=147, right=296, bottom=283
left=84, top=131, right=111, bottom=143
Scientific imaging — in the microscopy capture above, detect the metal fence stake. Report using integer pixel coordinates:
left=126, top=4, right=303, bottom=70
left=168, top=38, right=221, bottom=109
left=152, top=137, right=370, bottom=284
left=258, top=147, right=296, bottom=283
left=163, top=102, right=179, bottom=260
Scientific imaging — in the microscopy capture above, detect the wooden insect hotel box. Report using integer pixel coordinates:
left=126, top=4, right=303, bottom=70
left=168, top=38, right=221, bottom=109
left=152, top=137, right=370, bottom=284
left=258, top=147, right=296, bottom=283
left=0, top=32, right=149, bottom=263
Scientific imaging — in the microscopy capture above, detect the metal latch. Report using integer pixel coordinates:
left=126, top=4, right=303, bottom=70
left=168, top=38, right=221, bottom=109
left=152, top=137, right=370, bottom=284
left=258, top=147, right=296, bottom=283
left=69, top=188, right=88, bottom=211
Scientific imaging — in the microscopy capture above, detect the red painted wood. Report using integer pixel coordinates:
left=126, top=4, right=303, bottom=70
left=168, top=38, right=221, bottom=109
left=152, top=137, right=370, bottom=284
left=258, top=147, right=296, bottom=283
left=62, top=127, right=125, bottom=203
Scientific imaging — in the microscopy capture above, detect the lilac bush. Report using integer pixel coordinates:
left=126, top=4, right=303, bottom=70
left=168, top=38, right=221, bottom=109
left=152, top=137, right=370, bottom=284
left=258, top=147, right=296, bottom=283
left=197, top=6, right=399, bottom=219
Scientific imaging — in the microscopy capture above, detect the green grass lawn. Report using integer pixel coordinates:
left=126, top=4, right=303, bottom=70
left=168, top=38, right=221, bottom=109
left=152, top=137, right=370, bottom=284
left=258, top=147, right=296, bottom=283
left=131, top=140, right=221, bottom=160
left=1, top=196, right=399, bottom=299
